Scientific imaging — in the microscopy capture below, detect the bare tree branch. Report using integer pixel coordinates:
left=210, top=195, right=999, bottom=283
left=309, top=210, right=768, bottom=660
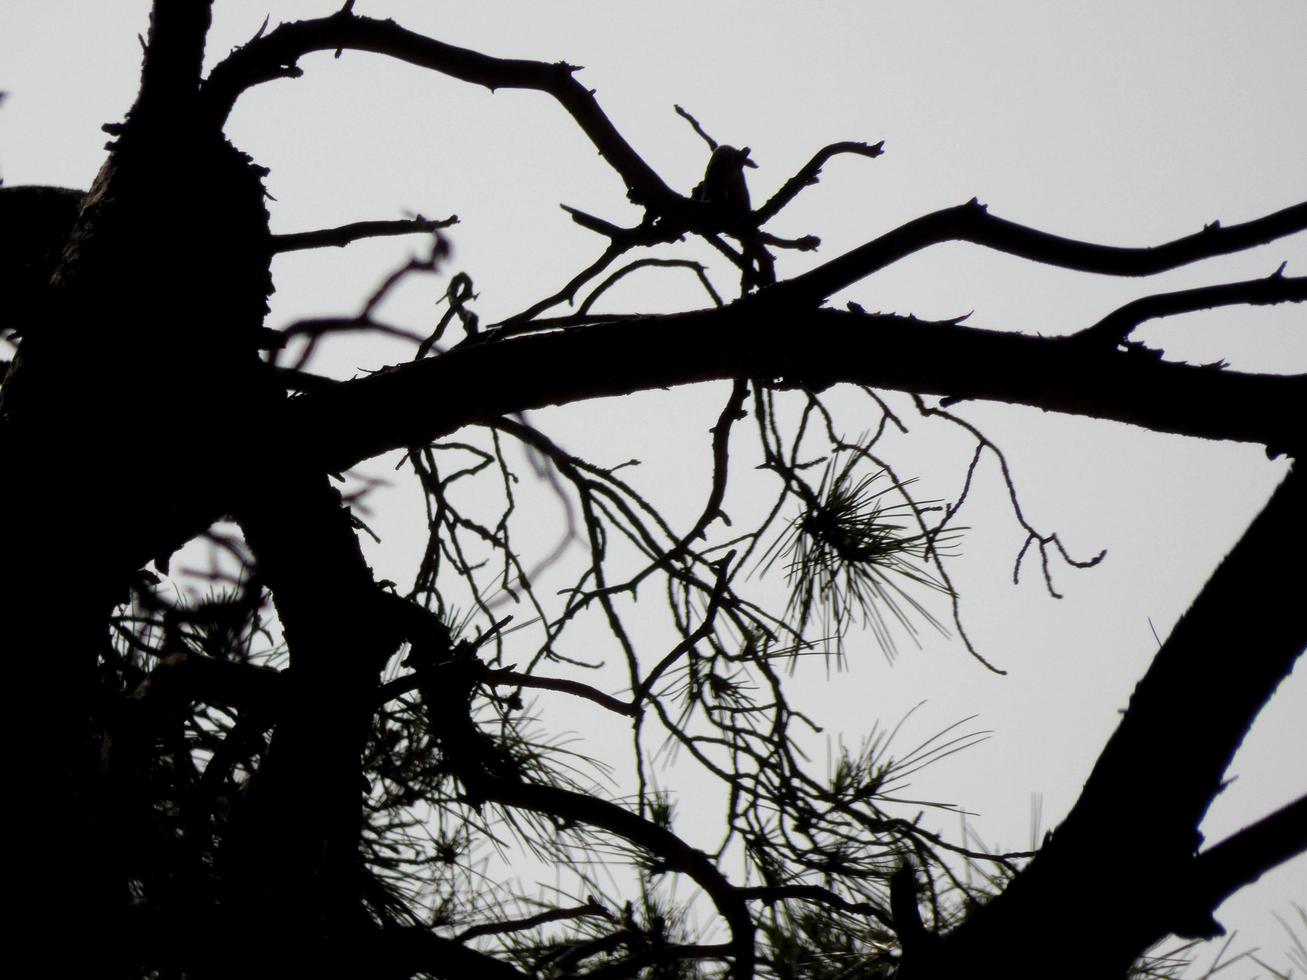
left=201, top=12, right=678, bottom=208
left=1171, top=794, right=1307, bottom=940
left=934, top=464, right=1307, bottom=975
left=133, top=0, right=213, bottom=118
left=270, top=214, right=457, bottom=253
left=754, top=140, right=885, bottom=225
left=289, top=303, right=1307, bottom=473
left=1072, top=265, right=1307, bottom=349
left=773, top=198, right=1307, bottom=305
left=739, top=884, right=895, bottom=930
left=455, top=899, right=612, bottom=943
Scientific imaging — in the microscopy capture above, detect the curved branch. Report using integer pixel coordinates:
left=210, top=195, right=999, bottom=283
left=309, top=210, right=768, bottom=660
left=202, top=12, right=676, bottom=207
left=578, top=258, right=723, bottom=315
left=754, top=140, right=885, bottom=225
left=498, top=241, right=629, bottom=327
left=478, top=777, right=757, bottom=980
left=288, top=304, right=1307, bottom=473
left=772, top=198, right=1307, bottom=305
left=1073, top=266, right=1307, bottom=349
left=1056, top=465, right=1307, bottom=858
left=664, top=379, right=749, bottom=559
left=455, top=899, right=611, bottom=943
left=633, top=552, right=733, bottom=706
left=377, top=666, right=638, bottom=717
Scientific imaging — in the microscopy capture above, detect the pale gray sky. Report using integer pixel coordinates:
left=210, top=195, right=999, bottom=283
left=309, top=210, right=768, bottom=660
left=3, top=1, right=1304, bottom=972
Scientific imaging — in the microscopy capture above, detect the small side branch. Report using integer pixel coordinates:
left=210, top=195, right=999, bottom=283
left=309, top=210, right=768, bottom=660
left=633, top=553, right=734, bottom=706
left=270, top=214, right=457, bottom=253
left=1170, top=793, right=1307, bottom=940
left=663, top=379, right=749, bottom=560
left=497, top=241, right=629, bottom=328
left=485, top=668, right=639, bottom=718
left=754, top=140, right=885, bottom=225
left=578, top=258, right=723, bottom=315
left=673, top=104, right=718, bottom=151
left=739, top=884, right=895, bottom=930
left=1073, top=265, right=1307, bottom=349
left=455, top=900, right=612, bottom=943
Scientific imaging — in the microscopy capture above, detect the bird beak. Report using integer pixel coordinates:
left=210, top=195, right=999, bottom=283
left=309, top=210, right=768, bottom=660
left=741, top=147, right=758, bottom=168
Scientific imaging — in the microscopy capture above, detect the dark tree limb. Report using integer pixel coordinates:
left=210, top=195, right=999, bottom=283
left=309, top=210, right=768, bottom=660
left=673, top=103, right=719, bottom=150
left=633, top=553, right=734, bottom=706
left=134, top=0, right=213, bottom=119
left=201, top=12, right=678, bottom=208
left=560, top=204, right=636, bottom=239
left=498, top=240, right=629, bottom=327
left=1169, top=794, right=1307, bottom=940
left=556, top=943, right=734, bottom=980
left=375, top=927, right=535, bottom=980
left=473, top=777, right=758, bottom=980
left=578, top=258, right=723, bottom=314
left=1073, top=266, right=1307, bottom=349
left=1058, top=464, right=1306, bottom=859
left=133, top=650, right=284, bottom=713
left=377, top=665, right=638, bottom=717
left=754, top=140, right=885, bottom=225
left=665, top=378, right=749, bottom=557
left=772, top=198, right=1307, bottom=306
left=0, top=185, right=84, bottom=336
left=455, top=899, right=611, bottom=943
left=288, top=304, right=1307, bottom=474
left=227, top=458, right=406, bottom=961
left=738, top=884, right=895, bottom=930
left=270, top=214, right=457, bottom=253
left=932, top=464, right=1307, bottom=978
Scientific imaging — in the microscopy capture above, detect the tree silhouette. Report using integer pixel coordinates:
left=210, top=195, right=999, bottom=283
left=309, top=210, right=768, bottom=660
left=2, top=4, right=1304, bottom=979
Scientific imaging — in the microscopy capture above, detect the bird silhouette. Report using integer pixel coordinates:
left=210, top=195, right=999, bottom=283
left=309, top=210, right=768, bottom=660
left=692, top=144, right=756, bottom=220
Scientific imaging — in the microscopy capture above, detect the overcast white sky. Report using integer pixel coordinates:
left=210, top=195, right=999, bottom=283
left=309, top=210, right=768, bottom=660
left=3, top=1, right=1305, bottom=973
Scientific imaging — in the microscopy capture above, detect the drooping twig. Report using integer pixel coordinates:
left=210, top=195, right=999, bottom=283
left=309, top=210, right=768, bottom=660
left=911, top=394, right=1106, bottom=600
left=661, top=379, right=748, bottom=562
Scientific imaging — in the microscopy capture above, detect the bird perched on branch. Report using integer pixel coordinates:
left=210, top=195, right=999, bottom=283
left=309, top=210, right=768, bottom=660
left=692, top=144, right=757, bottom=221
left=692, top=144, right=775, bottom=289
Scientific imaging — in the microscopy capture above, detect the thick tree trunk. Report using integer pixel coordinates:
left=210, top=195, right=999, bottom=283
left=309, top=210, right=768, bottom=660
left=895, top=465, right=1307, bottom=980
left=0, top=4, right=317, bottom=965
